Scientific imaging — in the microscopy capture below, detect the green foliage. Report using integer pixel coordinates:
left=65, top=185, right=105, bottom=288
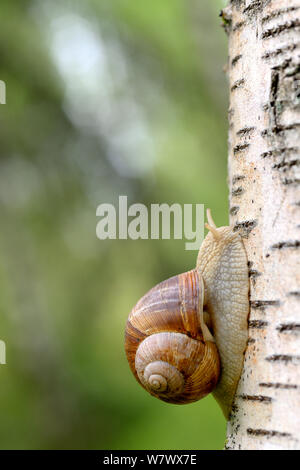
left=0, top=0, right=227, bottom=449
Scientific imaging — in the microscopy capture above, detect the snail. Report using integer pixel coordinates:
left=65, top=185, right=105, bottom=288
left=124, top=209, right=249, bottom=419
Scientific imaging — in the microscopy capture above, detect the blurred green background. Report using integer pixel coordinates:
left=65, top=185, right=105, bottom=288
left=0, top=0, right=229, bottom=450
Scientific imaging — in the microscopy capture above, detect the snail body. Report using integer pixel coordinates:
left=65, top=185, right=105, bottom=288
left=124, top=210, right=249, bottom=419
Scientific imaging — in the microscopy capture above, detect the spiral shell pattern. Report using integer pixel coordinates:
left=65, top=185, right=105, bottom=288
left=125, top=269, right=220, bottom=404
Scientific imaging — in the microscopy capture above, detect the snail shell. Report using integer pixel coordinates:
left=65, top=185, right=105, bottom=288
left=125, top=269, right=220, bottom=404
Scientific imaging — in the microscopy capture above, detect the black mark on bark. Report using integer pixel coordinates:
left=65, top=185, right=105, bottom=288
left=231, top=54, right=242, bottom=67
left=249, top=320, right=268, bottom=329
left=240, top=394, right=272, bottom=403
left=277, top=323, right=300, bottom=333
left=261, top=147, right=299, bottom=158
left=247, top=337, right=256, bottom=344
left=288, top=291, right=300, bottom=297
left=250, top=300, right=280, bottom=309
left=262, top=42, right=298, bottom=60
left=231, top=79, right=245, bottom=91
left=243, top=1, right=262, bottom=15
left=262, top=6, right=300, bottom=24
left=282, top=178, right=300, bottom=186
left=236, top=126, right=256, bottom=137
left=270, top=70, right=279, bottom=127
left=260, top=382, right=298, bottom=389
left=261, top=123, right=300, bottom=137
left=273, top=159, right=300, bottom=171
left=230, top=206, right=239, bottom=215
left=232, top=187, right=244, bottom=197
left=232, top=21, right=245, bottom=32
left=232, top=175, right=245, bottom=184
left=234, top=143, right=250, bottom=154
left=249, top=269, right=262, bottom=280
left=247, top=428, right=292, bottom=438
left=266, top=354, right=300, bottom=363
left=271, top=240, right=300, bottom=249
left=233, top=219, right=257, bottom=237
left=262, top=19, right=300, bottom=40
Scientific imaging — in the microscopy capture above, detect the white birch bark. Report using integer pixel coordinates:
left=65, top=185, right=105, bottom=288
left=222, top=0, right=300, bottom=450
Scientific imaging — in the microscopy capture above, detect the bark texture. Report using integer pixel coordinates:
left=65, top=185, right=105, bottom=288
left=224, top=0, right=300, bottom=450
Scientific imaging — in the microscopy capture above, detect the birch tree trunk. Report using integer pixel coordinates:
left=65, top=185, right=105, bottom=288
left=223, top=0, right=300, bottom=450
